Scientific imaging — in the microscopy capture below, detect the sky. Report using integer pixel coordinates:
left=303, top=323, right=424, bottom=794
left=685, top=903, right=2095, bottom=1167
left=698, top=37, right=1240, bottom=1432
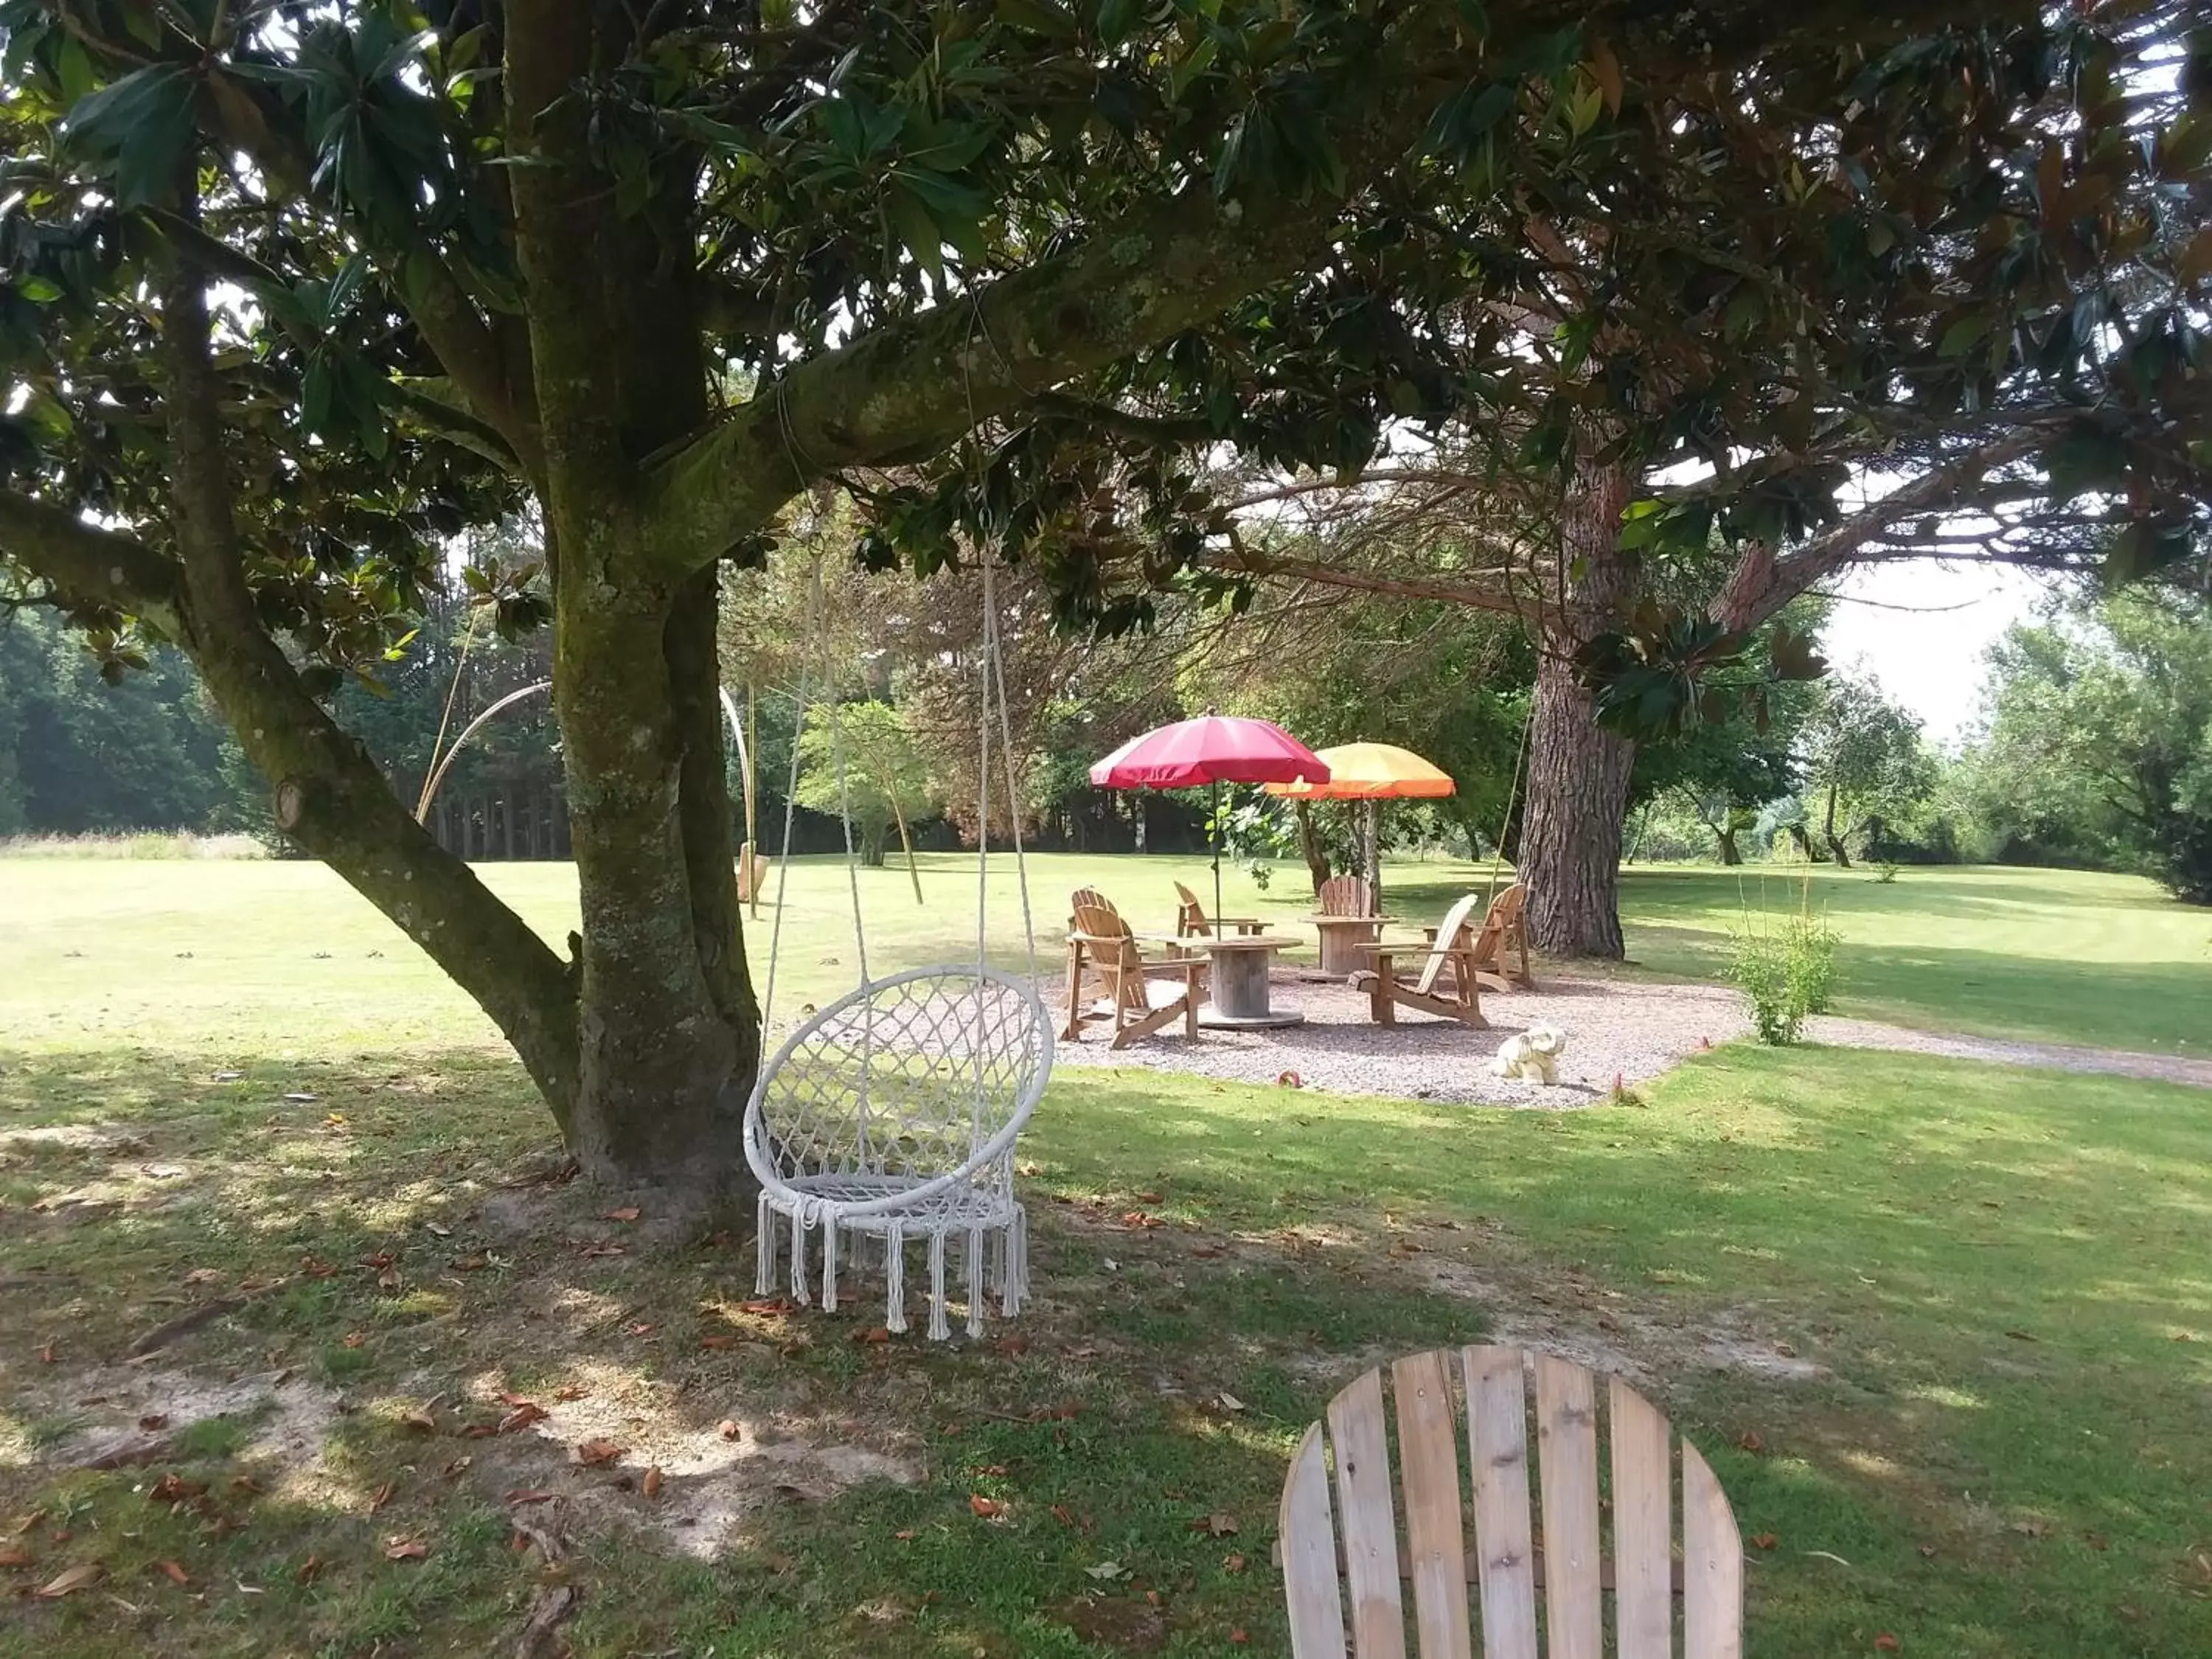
left=1819, top=560, right=2057, bottom=746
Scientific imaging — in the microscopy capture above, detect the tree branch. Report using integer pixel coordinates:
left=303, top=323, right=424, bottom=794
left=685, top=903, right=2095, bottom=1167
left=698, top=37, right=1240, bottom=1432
left=1710, top=430, right=2051, bottom=632
left=0, top=492, right=188, bottom=637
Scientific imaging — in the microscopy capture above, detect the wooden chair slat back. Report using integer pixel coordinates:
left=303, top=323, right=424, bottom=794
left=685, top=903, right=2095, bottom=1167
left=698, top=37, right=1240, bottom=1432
left=1392, top=1351, right=1475, bottom=1659
left=1282, top=1424, right=1349, bottom=1658
left=1462, top=1347, right=1539, bottom=1659
left=1533, top=1356, right=1601, bottom=1659
left=1328, top=1369, right=1407, bottom=1659
left=1173, top=880, right=1211, bottom=936
left=1683, top=1442, right=1745, bottom=1659
left=1318, top=874, right=1374, bottom=917
left=1414, top=894, right=1484, bottom=995
left=1608, top=1378, right=1674, bottom=1659
left=1281, top=1346, right=1747, bottom=1658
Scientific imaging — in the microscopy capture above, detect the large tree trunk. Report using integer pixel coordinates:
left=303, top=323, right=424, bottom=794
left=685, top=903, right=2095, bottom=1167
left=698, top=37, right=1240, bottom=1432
left=1519, top=459, right=1638, bottom=959
left=1714, top=825, right=1743, bottom=866
left=510, top=13, right=757, bottom=1192
left=1822, top=780, right=1854, bottom=868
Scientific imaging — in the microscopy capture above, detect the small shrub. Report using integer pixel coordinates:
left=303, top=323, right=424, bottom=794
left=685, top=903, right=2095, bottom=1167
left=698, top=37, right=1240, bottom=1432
left=1785, top=908, right=1840, bottom=1016
left=1873, top=861, right=1901, bottom=884
left=1726, top=925, right=1801, bottom=1044
left=1727, top=885, right=1840, bottom=1043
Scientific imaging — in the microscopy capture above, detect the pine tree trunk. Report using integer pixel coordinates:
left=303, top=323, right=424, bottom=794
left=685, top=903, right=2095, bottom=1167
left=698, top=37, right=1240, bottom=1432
left=1519, top=458, right=1638, bottom=959
left=1715, top=825, right=1743, bottom=866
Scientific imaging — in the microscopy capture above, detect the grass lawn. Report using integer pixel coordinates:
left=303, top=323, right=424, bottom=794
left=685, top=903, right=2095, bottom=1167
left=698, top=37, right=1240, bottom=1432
left=1, top=855, right=2208, bottom=1657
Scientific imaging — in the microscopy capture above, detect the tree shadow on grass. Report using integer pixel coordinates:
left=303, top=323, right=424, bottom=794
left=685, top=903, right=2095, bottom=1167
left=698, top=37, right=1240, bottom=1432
left=5, top=1042, right=2211, bottom=1656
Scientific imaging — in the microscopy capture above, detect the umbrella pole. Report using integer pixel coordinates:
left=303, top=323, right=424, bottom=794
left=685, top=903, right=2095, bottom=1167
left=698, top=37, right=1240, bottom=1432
left=1211, top=778, right=1224, bottom=928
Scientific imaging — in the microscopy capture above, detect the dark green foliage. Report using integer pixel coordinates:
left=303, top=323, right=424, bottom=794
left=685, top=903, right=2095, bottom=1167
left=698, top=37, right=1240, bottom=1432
left=0, top=606, right=244, bottom=833
left=1961, top=591, right=2212, bottom=902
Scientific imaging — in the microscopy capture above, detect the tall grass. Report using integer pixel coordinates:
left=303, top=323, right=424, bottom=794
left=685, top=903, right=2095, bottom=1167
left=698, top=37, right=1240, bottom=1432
left=0, top=831, right=267, bottom=860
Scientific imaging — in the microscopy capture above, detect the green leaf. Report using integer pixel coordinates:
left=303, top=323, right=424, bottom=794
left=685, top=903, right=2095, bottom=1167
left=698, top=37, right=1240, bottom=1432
left=2178, top=226, right=2212, bottom=288
left=885, top=184, right=945, bottom=284
left=1455, top=0, right=1488, bottom=35
left=1938, top=314, right=1988, bottom=358
left=1096, top=0, right=1143, bottom=49
left=16, top=276, right=63, bottom=304
left=60, top=63, right=198, bottom=208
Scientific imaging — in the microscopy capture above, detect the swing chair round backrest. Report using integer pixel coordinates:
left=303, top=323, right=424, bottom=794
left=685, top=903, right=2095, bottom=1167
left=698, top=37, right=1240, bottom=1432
left=742, top=966, right=1053, bottom=1217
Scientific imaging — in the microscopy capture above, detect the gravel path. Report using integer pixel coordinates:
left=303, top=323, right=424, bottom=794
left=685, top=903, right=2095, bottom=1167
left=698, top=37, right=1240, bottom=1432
left=1801, top=1015, right=2212, bottom=1089
left=1050, top=970, right=2212, bottom=1104
left=1051, top=973, right=1750, bottom=1107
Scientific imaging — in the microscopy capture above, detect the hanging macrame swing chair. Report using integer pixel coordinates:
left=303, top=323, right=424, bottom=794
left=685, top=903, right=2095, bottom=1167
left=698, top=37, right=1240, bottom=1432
left=742, top=558, right=1052, bottom=1341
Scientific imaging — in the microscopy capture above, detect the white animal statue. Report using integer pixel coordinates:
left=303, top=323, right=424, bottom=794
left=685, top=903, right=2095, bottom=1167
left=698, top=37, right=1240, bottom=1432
left=1492, top=1023, right=1567, bottom=1085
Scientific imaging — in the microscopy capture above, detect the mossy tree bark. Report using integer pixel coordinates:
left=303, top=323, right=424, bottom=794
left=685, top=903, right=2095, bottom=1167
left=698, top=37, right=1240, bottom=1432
left=1518, top=459, right=1639, bottom=960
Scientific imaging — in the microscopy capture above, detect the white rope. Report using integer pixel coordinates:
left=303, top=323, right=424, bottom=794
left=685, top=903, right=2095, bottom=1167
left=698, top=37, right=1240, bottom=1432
left=982, top=557, right=1040, bottom=981
left=760, top=558, right=826, bottom=1029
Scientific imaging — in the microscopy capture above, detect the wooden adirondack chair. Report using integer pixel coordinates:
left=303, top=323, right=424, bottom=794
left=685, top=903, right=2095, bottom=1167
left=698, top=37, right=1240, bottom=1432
left=1466, top=883, right=1534, bottom=992
left=1349, top=894, right=1487, bottom=1027
left=1063, top=891, right=1206, bottom=1048
left=1311, top=874, right=1382, bottom=976
left=1173, top=880, right=1266, bottom=939
left=734, top=841, right=771, bottom=904
left=1280, top=1346, right=1745, bottom=1659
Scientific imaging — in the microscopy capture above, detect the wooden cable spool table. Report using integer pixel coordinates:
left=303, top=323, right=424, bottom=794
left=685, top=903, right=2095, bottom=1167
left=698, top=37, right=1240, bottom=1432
left=1141, top=933, right=1307, bottom=1029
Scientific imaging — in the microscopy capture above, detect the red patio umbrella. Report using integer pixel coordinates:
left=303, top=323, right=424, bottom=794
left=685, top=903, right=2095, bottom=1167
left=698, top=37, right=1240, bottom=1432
left=1091, top=715, right=1329, bottom=923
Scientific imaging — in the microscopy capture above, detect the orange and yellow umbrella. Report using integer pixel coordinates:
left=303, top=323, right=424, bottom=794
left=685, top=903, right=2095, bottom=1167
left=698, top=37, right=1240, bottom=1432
left=1265, top=742, right=1455, bottom=801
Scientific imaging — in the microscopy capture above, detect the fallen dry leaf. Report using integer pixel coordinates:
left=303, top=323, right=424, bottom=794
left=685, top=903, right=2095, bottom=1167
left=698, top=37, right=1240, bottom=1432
left=37, top=1342, right=55, bottom=1364
left=580, top=1242, right=625, bottom=1258
left=554, top=1385, right=588, bottom=1402
left=735, top=1297, right=796, bottom=1315
left=300, top=1256, right=337, bottom=1278
left=1135, top=1191, right=1163, bottom=1204
left=603, top=1206, right=641, bottom=1222
left=450, top=1256, right=489, bottom=1272
left=1224, top=1552, right=1247, bottom=1573
left=576, top=1439, right=623, bottom=1467
left=1230, top=1629, right=1250, bottom=1645
left=995, top=1335, right=1030, bottom=1357
left=1750, top=1533, right=1778, bottom=1551
left=358, top=1251, right=394, bottom=1270
left=852, top=1326, right=893, bottom=1344
left=148, top=1474, right=207, bottom=1506
left=699, top=1335, right=739, bottom=1350
left=400, top=1406, right=437, bottom=1434
left=504, top=1490, right=558, bottom=1506
left=139, top=1413, right=170, bottom=1431
left=33, top=1562, right=101, bottom=1598
left=382, top=1537, right=427, bottom=1562
left=1190, top=1512, right=1239, bottom=1537
left=367, top=1481, right=395, bottom=1515
left=626, top=1321, right=657, bottom=1337
left=0, top=1546, right=29, bottom=1568
left=969, top=1495, right=1005, bottom=1519
left=153, top=1559, right=189, bottom=1586
left=296, top=1556, right=323, bottom=1585
left=641, top=1466, right=664, bottom=1500
left=717, top=1420, right=742, bottom=1441
left=1874, top=1638, right=1900, bottom=1652
left=341, top=1331, right=366, bottom=1349
left=441, top=1457, right=472, bottom=1479
left=498, top=1402, right=549, bottom=1434
left=1918, top=1543, right=1937, bottom=1559
left=1214, top=1392, right=1247, bottom=1413
left=1050, top=1504, right=1078, bottom=1528
left=1736, top=1430, right=1767, bottom=1454
left=181, top=1267, right=223, bottom=1286
left=377, top=1267, right=401, bottom=1292
left=13, top=1510, right=47, bottom=1535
